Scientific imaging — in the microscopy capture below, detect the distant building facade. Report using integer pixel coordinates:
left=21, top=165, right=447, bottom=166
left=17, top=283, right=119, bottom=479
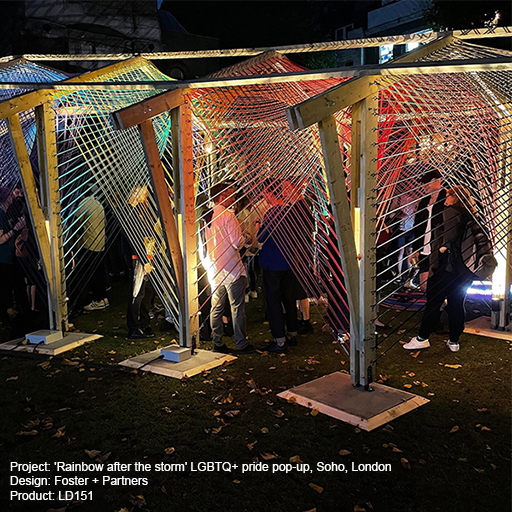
left=335, top=0, right=433, bottom=67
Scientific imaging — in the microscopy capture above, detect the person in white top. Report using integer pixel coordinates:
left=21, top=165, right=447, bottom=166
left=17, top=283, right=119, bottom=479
left=205, top=182, right=252, bottom=353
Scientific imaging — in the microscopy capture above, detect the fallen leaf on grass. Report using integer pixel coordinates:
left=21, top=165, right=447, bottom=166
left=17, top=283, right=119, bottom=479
left=444, top=364, right=462, bottom=369
left=450, top=426, right=460, bottom=433
left=288, top=396, right=297, bottom=403
left=400, top=458, right=411, bottom=469
left=23, top=419, right=40, bottom=429
left=382, top=424, right=394, bottom=432
left=477, top=408, right=488, bottom=413
left=474, top=468, right=485, bottom=473
left=212, top=427, right=223, bottom=435
left=6, top=376, right=18, bottom=382
left=164, top=447, right=175, bottom=455
left=261, top=427, right=269, bottom=434
left=339, top=449, right=351, bottom=456
left=407, top=372, right=415, bottom=377
left=62, top=359, right=79, bottom=366
left=84, top=449, right=101, bottom=459
left=161, top=407, right=172, bottom=414
left=458, top=458, right=467, bottom=462
left=290, top=455, right=303, bottom=463
left=309, top=483, right=324, bottom=493
left=403, top=384, right=412, bottom=389
left=52, top=427, right=66, bottom=438
left=354, top=506, right=367, bottom=512
left=108, top=350, right=116, bottom=355
left=274, top=410, right=284, bottom=418
left=233, top=479, right=241, bottom=484
left=491, top=464, right=497, bottom=470
left=17, top=430, right=38, bottom=436
left=310, top=409, right=319, bottom=417
left=39, top=361, right=51, bottom=370
left=261, top=452, right=278, bottom=460
left=130, top=495, right=146, bottom=506
left=225, top=410, right=240, bottom=418
left=392, top=447, right=402, bottom=453
left=411, top=351, right=421, bottom=358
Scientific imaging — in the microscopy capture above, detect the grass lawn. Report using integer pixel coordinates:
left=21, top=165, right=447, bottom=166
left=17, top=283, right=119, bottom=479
left=0, top=281, right=510, bottom=512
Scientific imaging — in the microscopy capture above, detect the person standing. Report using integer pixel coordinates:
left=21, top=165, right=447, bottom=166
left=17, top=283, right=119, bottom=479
left=76, top=187, right=109, bottom=311
left=410, top=170, right=446, bottom=292
left=206, top=182, right=252, bottom=354
left=404, top=187, right=495, bottom=352
left=257, top=186, right=299, bottom=353
left=0, top=186, right=25, bottom=328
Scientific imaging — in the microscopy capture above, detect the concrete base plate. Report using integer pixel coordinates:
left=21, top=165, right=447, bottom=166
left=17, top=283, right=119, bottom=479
left=465, top=316, right=512, bottom=341
left=277, top=372, right=429, bottom=432
left=0, top=332, right=101, bottom=355
left=119, top=348, right=237, bottom=379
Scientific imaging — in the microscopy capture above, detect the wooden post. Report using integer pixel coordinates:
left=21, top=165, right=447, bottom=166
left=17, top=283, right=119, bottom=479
left=138, top=119, right=187, bottom=343
left=318, top=115, right=361, bottom=384
left=35, top=103, right=68, bottom=331
left=501, top=117, right=512, bottom=326
left=352, top=95, right=378, bottom=388
left=171, top=103, right=199, bottom=349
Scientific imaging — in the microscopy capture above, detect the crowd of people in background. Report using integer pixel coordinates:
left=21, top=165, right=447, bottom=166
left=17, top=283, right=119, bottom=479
left=1, top=161, right=496, bottom=357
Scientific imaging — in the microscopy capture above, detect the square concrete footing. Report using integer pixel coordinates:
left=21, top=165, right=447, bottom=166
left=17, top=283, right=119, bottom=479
left=119, top=348, right=237, bottom=379
left=465, top=316, right=512, bottom=341
left=277, top=372, right=429, bottom=431
left=0, top=332, right=101, bottom=355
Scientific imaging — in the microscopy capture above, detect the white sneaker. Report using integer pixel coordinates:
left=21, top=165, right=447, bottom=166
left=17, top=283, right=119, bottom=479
left=447, top=341, right=460, bottom=352
left=245, top=294, right=250, bottom=303
left=249, top=291, right=258, bottom=299
left=83, top=299, right=108, bottom=311
left=103, top=298, right=110, bottom=307
left=403, top=336, right=430, bottom=350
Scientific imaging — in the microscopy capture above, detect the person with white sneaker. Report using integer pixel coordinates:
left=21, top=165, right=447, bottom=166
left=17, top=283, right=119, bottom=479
left=404, top=186, right=496, bottom=353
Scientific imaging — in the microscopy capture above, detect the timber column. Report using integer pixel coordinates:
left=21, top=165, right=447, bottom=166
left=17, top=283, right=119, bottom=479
left=351, top=96, right=378, bottom=388
left=36, top=103, right=68, bottom=331
left=171, top=102, right=199, bottom=348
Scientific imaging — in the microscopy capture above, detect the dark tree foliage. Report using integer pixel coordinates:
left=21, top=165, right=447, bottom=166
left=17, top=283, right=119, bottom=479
left=425, top=0, right=512, bottom=31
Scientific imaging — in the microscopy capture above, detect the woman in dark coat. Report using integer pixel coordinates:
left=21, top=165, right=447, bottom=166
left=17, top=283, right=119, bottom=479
left=404, top=186, right=496, bottom=352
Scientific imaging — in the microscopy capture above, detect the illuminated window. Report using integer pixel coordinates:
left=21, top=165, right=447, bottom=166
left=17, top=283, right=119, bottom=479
left=379, top=44, right=394, bottom=64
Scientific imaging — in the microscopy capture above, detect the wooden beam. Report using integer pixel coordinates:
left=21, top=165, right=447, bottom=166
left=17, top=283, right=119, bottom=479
left=139, top=119, right=185, bottom=310
left=7, top=113, right=55, bottom=326
left=171, top=104, right=199, bottom=349
left=0, top=90, right=50, bottom=121
left=288, top=35, right=456, bottom=130
left=4, top=26, right=510, bottom=62
left=35, top=103, right=68, bottom=331
left=318, top=115, right=361, bottom=360
left=111, top=88, right=189, bottom=130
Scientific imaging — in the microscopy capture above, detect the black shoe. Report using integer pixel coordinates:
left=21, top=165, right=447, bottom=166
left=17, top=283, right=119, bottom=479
left=141, top=327, right=155, bottom=337
left=127, top=329, right=147, bottom=340
left=267, top=341, right=287, bottom=354
left=237, top=343, right=256, bottom=354
left=298, top=320, right=313, bottom=335
left=213, top=344, right=233, bottom=354
left=286, top=336, right=298, bottom=346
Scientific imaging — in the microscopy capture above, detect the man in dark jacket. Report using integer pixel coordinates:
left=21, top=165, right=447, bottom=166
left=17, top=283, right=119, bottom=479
left=405, top=187, right=495, bottom=352
left=410, top=170, right=446, bottom=292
